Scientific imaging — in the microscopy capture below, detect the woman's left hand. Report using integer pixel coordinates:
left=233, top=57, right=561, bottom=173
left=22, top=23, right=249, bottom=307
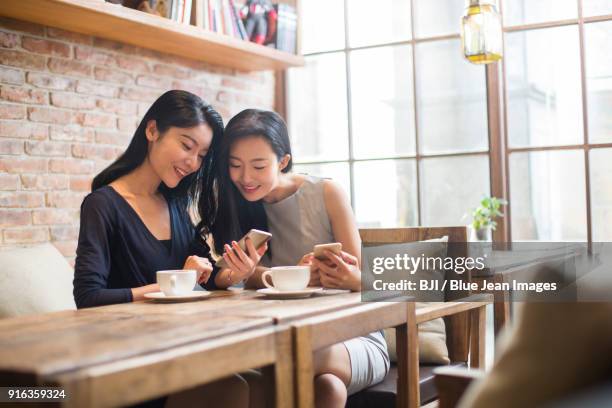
left=312, top=250, right=361, bottom=292
left=222, top=237, right=268, bottom=282
left=183, top=255, right=214, bottom=284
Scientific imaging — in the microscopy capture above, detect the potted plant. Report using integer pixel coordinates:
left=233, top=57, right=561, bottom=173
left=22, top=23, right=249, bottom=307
left=470, top=196, right=508, bottom=241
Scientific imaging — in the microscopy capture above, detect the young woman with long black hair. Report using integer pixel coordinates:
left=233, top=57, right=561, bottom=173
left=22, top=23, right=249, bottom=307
left=208, top=109, right=389, bottom=408
left=73, top=90, right=265, bottom=408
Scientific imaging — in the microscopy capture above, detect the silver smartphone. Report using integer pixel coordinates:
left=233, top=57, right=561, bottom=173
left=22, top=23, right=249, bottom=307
left=215, top=229, right=272, bottom=268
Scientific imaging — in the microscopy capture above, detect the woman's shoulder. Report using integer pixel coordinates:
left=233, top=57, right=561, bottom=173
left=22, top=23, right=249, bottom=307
left=80, top=186, right=117, bottom=214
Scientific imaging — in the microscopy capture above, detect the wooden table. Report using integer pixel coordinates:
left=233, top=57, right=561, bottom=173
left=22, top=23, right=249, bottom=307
left=0, top=290, right=414, bottom=408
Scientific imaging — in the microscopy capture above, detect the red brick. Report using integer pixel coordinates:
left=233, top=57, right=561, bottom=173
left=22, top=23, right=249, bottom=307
left=216, top=91, right=230, bottom=103
left=0, top=191, right=44, bottom=208
left=118, top=86, right=159, bottom=102
left=0, top=49, right=46, bottom=70
left=52, top=240, right=78, bottom=257
left=117, top=56, right=150, bottom=73
left=0, top=157, right=47, bottom=173
left=3, top=227, right=48, bottom=244
left=72, top=144, right=119, bottom=160
left=32, top=208, right=75, bottom=225
left=46, top=191, right=86, bottom=208
left=76, top=79, right=118, bottom=98
left=137, top=102, right=151, bottom=117
left=21, top=174, right=69, bottom=190
left=0, top=31, right=18, bottom=48
left=0, top=209, right=31, bottom=227
left=0, top=121, right=48, bottom=140
left=50, top=225, right=79, bottom=241
left=0, top=103, right=25, bottom=119
left=0, top=139, right=23, bottom=155
left=0, top=67, right=23, bottom=85
left=25, top=141, right=71, bottom=157
left=96, top=98, right=138, bottom=115
left=164, top=54, right=208, bottom=71
left=50, top=92, right=96, bottom=110
left=48, top=58, right=91, bottom=77
left=153, top=63, right=190, bottom=79
left=221, top=77, right=251, bottom=91
left=0, top=18, right=45, bottom=36
left=0, top=85, right=47, bottom=104
left=135, top=74, right=171, bottom=89
left=0, top=174, right=19, bottom=190
left=171, top=81, right=207, bottom=98
left=47, top=27, right=91, bottom=45
left=26, top=72, right=75, bottom=90
left=28, top=106, right=74, bottom=124
left=22, top=37, right=71, bottom=58
left=74, top=46, right=116, bottom=66
left=77, top=112, right=116, bottom=129
left=92, top=37, right=131, bottom=52
left=49, top=124, right=94, bottom=142
left=69, top=175, right=92, bottom=192
left=117, top=116, right=138, bottom=133
left=49, top=158, right=94, bottom=174
left=95, top=130, right=132, bottom=146
left=93, top=67, right=133, bottom=84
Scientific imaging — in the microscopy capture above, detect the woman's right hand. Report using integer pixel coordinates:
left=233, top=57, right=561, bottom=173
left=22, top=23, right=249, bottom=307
left=222, top=237, right=268, bottom=282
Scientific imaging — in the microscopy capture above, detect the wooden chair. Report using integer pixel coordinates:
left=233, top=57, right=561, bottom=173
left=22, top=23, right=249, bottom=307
left=345, top=226, right=492, bottom=408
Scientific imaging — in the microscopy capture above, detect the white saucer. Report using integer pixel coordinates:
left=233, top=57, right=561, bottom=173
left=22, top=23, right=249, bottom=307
left=144, top=291, right=212, bottom=302
left=256, top=287, right=323, bottom=299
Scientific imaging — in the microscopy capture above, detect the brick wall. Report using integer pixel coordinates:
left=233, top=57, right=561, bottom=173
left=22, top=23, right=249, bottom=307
left=0, top=17, right=276, bottom=263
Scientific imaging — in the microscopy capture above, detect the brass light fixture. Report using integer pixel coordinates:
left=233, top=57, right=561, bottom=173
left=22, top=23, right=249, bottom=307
left=461, top=0, right=503, bottom=64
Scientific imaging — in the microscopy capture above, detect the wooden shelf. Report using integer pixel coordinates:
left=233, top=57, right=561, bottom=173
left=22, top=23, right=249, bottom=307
left=0, top=0, right=305, bottom=71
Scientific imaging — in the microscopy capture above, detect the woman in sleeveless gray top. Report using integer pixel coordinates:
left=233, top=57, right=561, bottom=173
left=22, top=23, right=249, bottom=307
left=209, top=109, right=390, bottom=406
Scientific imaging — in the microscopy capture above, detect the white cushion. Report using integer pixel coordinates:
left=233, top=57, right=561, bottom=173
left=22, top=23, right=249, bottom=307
left=0, top=243, right=76, bottom=318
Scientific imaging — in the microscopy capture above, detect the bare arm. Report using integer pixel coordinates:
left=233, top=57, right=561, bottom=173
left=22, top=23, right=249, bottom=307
left=322, top=180, right=362, bottom=265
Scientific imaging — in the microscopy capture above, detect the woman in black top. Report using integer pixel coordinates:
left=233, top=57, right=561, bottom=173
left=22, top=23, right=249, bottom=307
left=73, top=91, right=267, bottom=408
left=74, top=90, right=266, bottom=308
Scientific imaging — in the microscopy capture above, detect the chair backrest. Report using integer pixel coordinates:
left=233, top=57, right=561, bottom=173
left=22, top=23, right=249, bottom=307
left=359, top=226, right=471, bottom=363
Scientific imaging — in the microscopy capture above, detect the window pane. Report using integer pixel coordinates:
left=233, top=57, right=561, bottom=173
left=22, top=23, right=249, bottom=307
left=590, top=148, right=612, bottom=241
left=510, top=150, right=586, bottom=241
left=347, top=0, right=411, bottom=47
left=413, top=0, right=464, bottom=38
left=350, top=45, right=416, bottom=159
left=420, top=155, right=490, bottom=227
left=502, top=0, right=577, bottom=27
left=354, top=160, right=417, bottom=227
left=582, top=0, right=612, bottom=17
left=301, top=0, right=345, bottom=54
left=584, top=21, right=612, bottom=144
left=505, top=26, right=583, bottom=148
left=416, top=39, right=488, bottom=154
left=288, top=53, right=349, bottom=162
left=293, top=162, right=351, bottom=201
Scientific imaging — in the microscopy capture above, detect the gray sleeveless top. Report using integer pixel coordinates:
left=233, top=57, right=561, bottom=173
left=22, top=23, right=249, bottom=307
left=261, top=174, right=388, bottom=362
left=262, top=175, right=334, bottom=267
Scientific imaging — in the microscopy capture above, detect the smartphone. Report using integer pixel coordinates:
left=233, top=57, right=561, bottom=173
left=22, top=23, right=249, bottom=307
left=313, top=242, right=342, bottom=260
left=216, top=229, right=272, bottom=268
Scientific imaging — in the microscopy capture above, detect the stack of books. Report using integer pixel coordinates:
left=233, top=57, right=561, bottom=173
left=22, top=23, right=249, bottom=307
left=135, top=0, right=193, bottom=24
left=201, top=0, right=249, bottom=40
left=273, top=3, right=296, bottom=53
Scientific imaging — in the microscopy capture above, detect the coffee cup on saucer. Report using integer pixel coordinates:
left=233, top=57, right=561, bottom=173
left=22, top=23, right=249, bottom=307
left=261, top=266, right=310, bottom=291
left=157, top=269, right=197, bottom=296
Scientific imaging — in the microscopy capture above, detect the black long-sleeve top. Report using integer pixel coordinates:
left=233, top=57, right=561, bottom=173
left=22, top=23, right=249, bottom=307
left=73, top=185, right=218, bottom=309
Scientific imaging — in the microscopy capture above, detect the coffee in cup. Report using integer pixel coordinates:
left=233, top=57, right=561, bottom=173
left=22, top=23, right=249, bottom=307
left=261, top=266, right=310, bottom=291
left=157, top=269, right=197, bottom=296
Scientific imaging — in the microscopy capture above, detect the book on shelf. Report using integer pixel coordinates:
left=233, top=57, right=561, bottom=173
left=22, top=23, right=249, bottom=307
left=271, top=3, right=296, bottom=53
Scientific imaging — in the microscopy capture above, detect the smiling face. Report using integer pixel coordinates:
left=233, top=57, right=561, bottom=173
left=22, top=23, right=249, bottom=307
left=228, top=136, right=289, bottom=201
left=146, top=120, right=213, bottom=188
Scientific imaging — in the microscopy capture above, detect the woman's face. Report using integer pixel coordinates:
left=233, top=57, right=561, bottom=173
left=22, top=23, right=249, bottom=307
left=147, top=121, right=213, bottom=188
left=228, top=136, right=287, bottom=202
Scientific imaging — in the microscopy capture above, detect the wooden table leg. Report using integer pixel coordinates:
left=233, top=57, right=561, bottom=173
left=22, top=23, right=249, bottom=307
left=275, top=328, right=294, bottom=408
left=494, top=274, right=510, bottom=336
left=294, top=325, right=315, bottom=408
left=396, top=302, right=419, bottom=408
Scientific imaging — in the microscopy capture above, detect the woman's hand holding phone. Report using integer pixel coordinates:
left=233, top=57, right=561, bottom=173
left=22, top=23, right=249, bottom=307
left=222, top=237, right=268, bottom=282
left=311, top=250, right=361, bottom=292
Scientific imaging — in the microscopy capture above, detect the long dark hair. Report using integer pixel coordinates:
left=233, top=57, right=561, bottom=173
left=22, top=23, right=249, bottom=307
left=92, top=90, right=224, bottom=237
left=208, top=109, right=292, bottom=255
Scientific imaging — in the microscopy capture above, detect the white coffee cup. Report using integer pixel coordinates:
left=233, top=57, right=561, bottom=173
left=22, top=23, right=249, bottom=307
left=262, top=266, right=310, bottom=291
left=157, top=269, right=197, bottom=296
